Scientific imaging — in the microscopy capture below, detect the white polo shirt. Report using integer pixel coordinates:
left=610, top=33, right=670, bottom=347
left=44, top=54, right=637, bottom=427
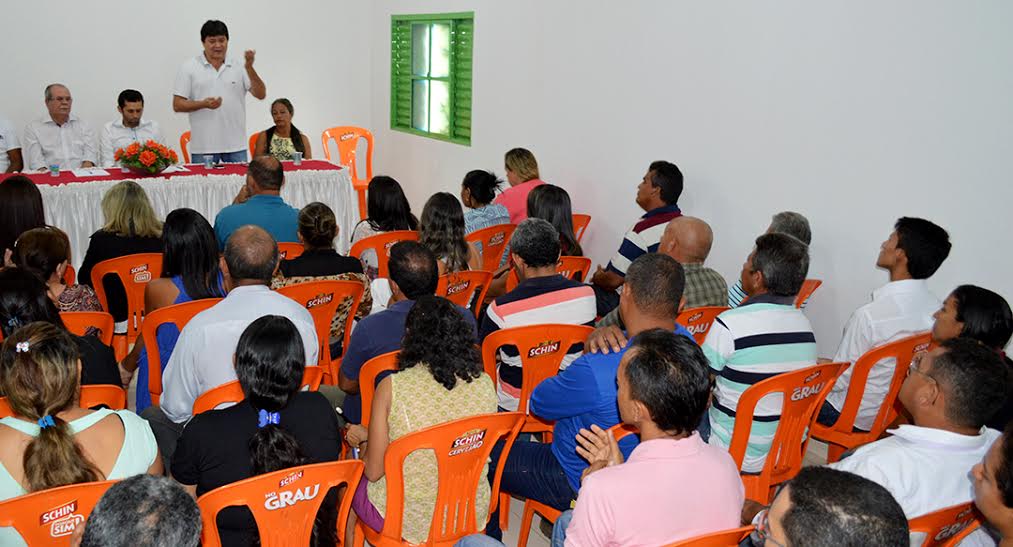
left=825, top=279, right=939, bottom=430
left=173, top=54, right=251, bottom=155
left=0, top=116, right=20, bottom=172
left=99, top=118, right=164, bottom=167
left=829, top=424, right=999, bottom=547
left=22, top=114, right=97, bottom=171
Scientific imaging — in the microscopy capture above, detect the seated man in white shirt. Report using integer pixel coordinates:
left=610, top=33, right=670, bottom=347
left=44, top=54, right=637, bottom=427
left=0, top=115, right=23, bottom=173
left=23, top=83, right=97, bottom=171
left=829, top=338, right=1007, bottom=547
left=142, top=224, right=318, bottom=466
left=99, top=89, right=165, bottom=167
left=819, top=216, right=951, bottom=431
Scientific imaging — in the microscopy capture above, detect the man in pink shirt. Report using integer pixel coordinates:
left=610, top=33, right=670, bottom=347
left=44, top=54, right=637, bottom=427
left=493, top=147, right=545, bottom=224
left=561, top=328, right=744, bottom=547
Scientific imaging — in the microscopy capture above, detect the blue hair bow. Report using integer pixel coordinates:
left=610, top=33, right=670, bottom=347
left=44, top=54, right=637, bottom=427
left=38, top=415, right=56, bottom=429
left=258, top=409, right=281, bottom=428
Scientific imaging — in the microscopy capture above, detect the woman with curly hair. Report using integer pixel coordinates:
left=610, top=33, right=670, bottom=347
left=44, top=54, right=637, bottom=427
left=419, top=192, right=481, bottom=275
left=345, top=295, right=495, bottom=544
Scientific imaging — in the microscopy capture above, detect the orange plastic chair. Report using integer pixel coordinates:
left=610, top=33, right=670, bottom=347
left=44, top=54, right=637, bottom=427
left=794, top=278, right=822, bottom=308
left=908, top=502, right=982, bottom=547
left=90, top=253, right=163, bottom=360
left=63, top=264, right=76, bottom=285
left=664, top=525, right=756, bottom=546
left=812, top=332, right=933, bottom=463
left=0, top=480, right=116, bottom=545
left=192, top=366, right=325, bottom=416
left=321, top=126, right=375, bottom=220
left=0, top=398, right=9, bottom=417
left=60, top=311, right=115, bottom=346
left=352, top=412, right=525, bottom=547
left=726, top=362, right=846, bottom=504
left=437, top=270, right=493, bottom=319
left=277, top=280, right=365, bottom=384
left=139, top=298, right=222, bottom=407
left=198, top=460, right=364, bottom=547
left=464, top=224, right=516, bottom=272
left=277, top=242, right=305, bottom=261
left=349, top=231, right=419, bottom=279
left=571, top=213, right=591, bottom=243
left=180, top=131, right=191, bottom=163
left=249, top=132, right=261, bottom=158
left=359, top=351, right=400, bottom=427
left=505, top=256, right=593, bottom=292
left=676, top=306, right=730, bottom=345
left=79, top=384, right=127, bottom=410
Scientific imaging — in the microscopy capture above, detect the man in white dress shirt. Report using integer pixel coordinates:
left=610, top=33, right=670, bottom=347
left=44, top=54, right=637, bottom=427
left=22, top=83, right=97, bottom=171
left=830, top=338, right=1007, bottom=547
left=819, top=216, right=951, bottom=431
left=142, top=225, right=317, bottom=464
left=172, top=19, right=266, bottom=164
left=0, top=116, right=23, bottom=172
left=99, top=89, right=164, bottom=167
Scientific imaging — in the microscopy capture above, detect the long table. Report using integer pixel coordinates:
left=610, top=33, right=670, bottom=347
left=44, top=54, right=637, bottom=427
left=2, top=160, right=356, bottom=269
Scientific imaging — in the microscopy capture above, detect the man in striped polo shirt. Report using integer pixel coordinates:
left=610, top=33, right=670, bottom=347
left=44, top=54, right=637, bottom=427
left=590, top=160, right=684, bottom=317
left=703, top=233, right=817, bottom=473
left=727, top=211, right=812, bottom=308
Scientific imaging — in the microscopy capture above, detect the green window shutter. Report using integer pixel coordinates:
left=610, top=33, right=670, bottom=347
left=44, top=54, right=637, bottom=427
left=450, top=18, right=473, bottom=142
left=390, top=19, right=413, bottom=130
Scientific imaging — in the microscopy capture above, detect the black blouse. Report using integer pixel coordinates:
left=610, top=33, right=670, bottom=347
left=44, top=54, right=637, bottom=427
left=280, top=248, right=363, bottom=278
left=78, top=230, right=163, bottom=322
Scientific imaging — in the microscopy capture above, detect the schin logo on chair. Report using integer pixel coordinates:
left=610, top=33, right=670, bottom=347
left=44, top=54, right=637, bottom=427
left=449, top=429, right=486, bottom=457
left=687, top=311, right=704, bottom=323
left=278, top=470, right=304, bottom=488
left=340, top=133, right=356, bottom=141
left=447, top=281, right=471, bottom=295
left=803, top=370, right=822, bottom=384
left=528, top=340, right=561, bottom=358
left=130, top=264, right=151, bottom=283
left=306, top=293, right=334, bottom=309
left=488, top=232, right=506, bottom=246
left=40, top=499, right=85, bottom=538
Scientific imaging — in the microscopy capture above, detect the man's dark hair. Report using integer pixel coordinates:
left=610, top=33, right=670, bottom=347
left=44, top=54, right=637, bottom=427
left=894, top=217, right=951, bottom=279
left=388, top=241, right=438, bottom=300
left=752, top=232, right=809, bottom=296
left=769, top=211, right=812, bottom=245
left=248, top=156, right=284, bottom=191
left=625, top=253, right=685, bottom=319
left=117, top=89, right=144, bottom=108
left=200, top=19, right=229, bottom=41
left=510, top=218, right=560, bottom=268
left=80, top=474, right=201, bottom=547
left=781, top=467, right=909, bottom=547
left=624, top=329, right=710, bottom=434
left=647, top=160, right=684, bottom=205
left=929, top=338, right=1008, bottom=429
left=223, top=226, right=278, bottom=283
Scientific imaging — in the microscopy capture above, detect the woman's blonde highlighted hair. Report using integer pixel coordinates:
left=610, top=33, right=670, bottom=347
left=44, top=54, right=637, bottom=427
left=504, top=148, right=540, bottom=182
left=101, top=180, right=162, bottom=238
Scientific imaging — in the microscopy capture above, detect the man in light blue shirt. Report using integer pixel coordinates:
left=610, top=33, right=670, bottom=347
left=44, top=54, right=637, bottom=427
left=214, top=156, right=299, bottom=249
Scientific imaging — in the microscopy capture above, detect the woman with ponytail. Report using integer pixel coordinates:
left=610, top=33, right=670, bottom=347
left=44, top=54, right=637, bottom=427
left=0, top=322, right=161, bottom=545
left=172, top=315, right=342, bottom=547
left=253, top=98, right=312, bottom=161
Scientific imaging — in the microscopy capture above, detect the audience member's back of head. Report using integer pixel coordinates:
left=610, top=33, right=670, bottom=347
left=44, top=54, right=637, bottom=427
left=398, top=295, right=481, bottom=390
left=0, top=175, right=46, bottom=254
left=11, top=226, right=71, bottom=281
left=624, top=329, right=710, bottom=434
left=80, top=474, right=201, bottom=547
left=752, top=232, right=810, bottom=296
left=0, top=267, right=67, bottom=337
left=388, top=241, right=438, bottom=300
left=420, top=192, right=470, bottom=273
left=777, top=467, right=909, bottom=547
left=162, top=208, right=224, bottom=299
left=504, top=148, right=540, bottom=182
left=929, top=337, right=1008, bottom=429
left=366, top=176, right=418, bottom=231
left=100, top=180, right=163, bottom=238
left=894, top=216, right=951, bottom=279
left=223, top=225, right=279, bottom=284
left=297, top=202, right=338, bottom=250
left=949, top=285, right=1013, bottom=351
left=648, top=160, right=683, bottom=205
left=527, top=184, right=581, bottom=257
left=510, top=218, right=560, bottom=269
left=769, top=211, right=812, bottom=245
left=461, top=170, right=502, bottom=206
left=624, top=253, right=685, bottom=319
left=247, top=156, right=284, bottom=191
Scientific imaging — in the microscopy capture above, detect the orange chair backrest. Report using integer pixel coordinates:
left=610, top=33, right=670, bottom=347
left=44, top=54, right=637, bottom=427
left=794, top=278, right=822, bottom=308
left=321, top=126, right=374, bottom=183
left=373, top=412, right=524, bottom=546
left=505, top=256, right=593, bottom=292
left=180, top=131, right=191, bottom=163
left=79, top=384, right=127, bottom=410
left=0, top=480, right=116, bottom=545
left=571, top=214, right=591, bottom=243
left=89, top=253, right=163, bottom=341
left=249, top=132, right=260, bottom=158
left=664, top=525, right=755, bottom=546
left=349, top=231, right=419, bottom=279
left=609, top=423, right=639, bottom=442
left=0, top=398, right=10, bottom=417
left=359, top=351, right=400, bottom=427
left=63, top=264, right=76, bottom=285
left=277, top=280, right=365, bottom=383
left=60, top=311, right=114, bottom=346
left=908, top=503, right=982, bottom=547
left=198, top=460, right=364, bottom=547
left=192, top=366, right=324, bottom=417
left=465, top=224, right=516, bottom=272
left=140, top=298, right=222, bottom=406
left=437, top=270, right=493, bottom=318
left=726, top=362, right=846, bottom=504
left=676, top=306, right=730, bottom=345
left=277, top=242, right=305, bottom=261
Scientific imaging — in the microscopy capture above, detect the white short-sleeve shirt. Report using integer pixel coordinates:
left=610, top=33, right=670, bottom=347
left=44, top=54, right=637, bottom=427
left=173, top=54, right=251, bottom=155
left=22, top=114, right=97, bottom=171
left=0, top=117, right=20, bottom=172
left=99, top=118, right=164, bottom=167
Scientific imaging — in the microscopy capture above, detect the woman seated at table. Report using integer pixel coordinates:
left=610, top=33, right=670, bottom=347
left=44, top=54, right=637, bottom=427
left=172, top=315, right=342, bottom=547
left=420, top=192, right=481, bottom=275
left=351, top=176, right=418, bottom=280
left=461, top=169, right=511, bottom=267
left=78, top=180, right=163, bottom=327
left=252, top=98, right=312, bottom=161
left=10, top=226, right=102, bottom=313
left=345, top=296, right=496, bottom=544
left=0, top=175, right=46, bottom=260
left=121, top=208, right=225, bottom=413
left=0, top=322, right=161, bottom=543
left=528, top=183, right=582, bottom=257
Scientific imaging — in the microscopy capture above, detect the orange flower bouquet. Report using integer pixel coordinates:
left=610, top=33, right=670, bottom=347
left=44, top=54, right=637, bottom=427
left=114, top=140, right=178, bottom=175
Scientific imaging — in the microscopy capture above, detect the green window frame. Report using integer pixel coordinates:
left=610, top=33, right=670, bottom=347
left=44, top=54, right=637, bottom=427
left=390, top=12, right=473, bottom=146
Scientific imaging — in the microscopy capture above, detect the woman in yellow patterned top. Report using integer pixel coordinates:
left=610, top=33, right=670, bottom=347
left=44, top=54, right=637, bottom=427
left=345, top=295, right=496, bottom=544
left=252, top=98, right=312, bottom=161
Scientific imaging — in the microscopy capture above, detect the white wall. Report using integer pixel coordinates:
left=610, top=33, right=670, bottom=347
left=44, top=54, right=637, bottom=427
left=367, top=1, right=1013, bottom=354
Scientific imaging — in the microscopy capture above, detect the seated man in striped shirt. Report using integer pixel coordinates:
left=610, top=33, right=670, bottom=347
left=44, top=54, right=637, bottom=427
left=727, top=211, right=812, bottom=308
left=702, top=232, right=817, bottom=473
left=479, top=218, right=596, bottom=411
left=589, top=160, right=683, bottom=317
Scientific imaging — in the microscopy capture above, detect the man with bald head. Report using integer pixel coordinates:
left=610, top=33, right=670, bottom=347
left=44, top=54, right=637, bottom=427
left=144, top=225, right=318, bottom=464
left=213, top=155, right=300, bottom=249
left=23, top=83, right=97, bottom=171
left=597, top=216, right=727, bottom=328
